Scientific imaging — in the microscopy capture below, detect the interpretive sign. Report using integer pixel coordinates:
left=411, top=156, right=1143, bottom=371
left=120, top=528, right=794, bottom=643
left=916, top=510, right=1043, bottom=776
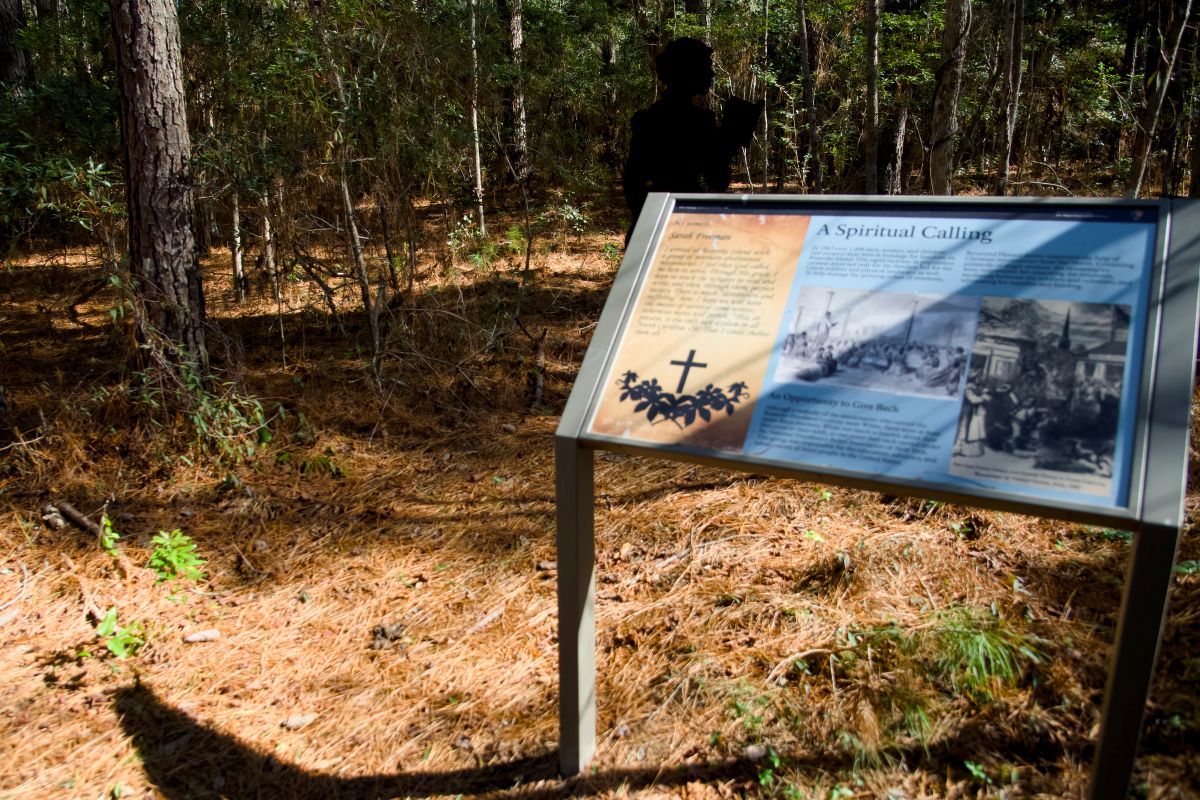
left=583, top=203, right=1159, bottom=517
left=555, top=195, right=1200, bottom=800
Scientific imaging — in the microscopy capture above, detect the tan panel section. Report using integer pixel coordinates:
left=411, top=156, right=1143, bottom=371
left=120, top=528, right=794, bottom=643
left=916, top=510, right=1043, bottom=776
left=588, top=212, right=809, bottom=451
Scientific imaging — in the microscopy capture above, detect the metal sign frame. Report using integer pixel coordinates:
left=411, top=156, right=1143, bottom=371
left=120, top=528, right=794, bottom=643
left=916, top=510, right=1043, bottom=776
left=555, top=194, right=1199, bottom=798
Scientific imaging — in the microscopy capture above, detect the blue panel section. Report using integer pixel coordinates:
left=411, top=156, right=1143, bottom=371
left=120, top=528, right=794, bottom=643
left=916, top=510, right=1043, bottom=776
left=736, top=211, right=1157, bottom=511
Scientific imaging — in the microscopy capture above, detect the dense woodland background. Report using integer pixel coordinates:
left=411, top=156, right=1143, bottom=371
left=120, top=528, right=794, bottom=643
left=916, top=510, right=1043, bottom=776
left=2, top=0, right=1198, bottom=287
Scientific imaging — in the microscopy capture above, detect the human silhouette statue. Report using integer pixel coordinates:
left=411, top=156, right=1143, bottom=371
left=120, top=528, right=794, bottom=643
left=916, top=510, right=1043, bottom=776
left=622, top=38, right=762, bottom=243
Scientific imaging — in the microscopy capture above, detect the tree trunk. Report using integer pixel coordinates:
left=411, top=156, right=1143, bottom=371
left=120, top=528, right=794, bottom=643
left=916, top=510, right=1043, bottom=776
left=259, top=191, right=277, bottom=301
left=231, top=191, right=244, bottom=303
left=930, top=0, right=971, bottom=194
left=110, top=0, right=207, bottom=370
left=994, top=0, right=1024, bottom=195
left=889, top=85, right=909, bottom=194
left=761, top=0, right=770, bottom=190
left=0, top=0, right=31, bottom=86
left=468, top=0, right=486, bottom=235
left=796, top=0, right=820, bottom=192
left=1190, top=35, right=1200, bottom=197
left=499, top=0, right=528, bottom=184
left=1126, top=0, right=1193, bottom=197
left=864, top=0, right=880, bottom=193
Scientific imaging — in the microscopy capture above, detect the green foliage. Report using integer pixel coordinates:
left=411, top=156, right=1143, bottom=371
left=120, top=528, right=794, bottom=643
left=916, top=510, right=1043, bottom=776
left=0, top=141, right=122, bottom=242
left=931, top=607, right=1042, bottom=700
left=300, top=449, right=347, bottom=478
left=95, top=607, right=145, bottom=660
left=178, top=365, right=271, bottom=465
left=99, top=515, right=121, bottom=556
left=147, top=529, right=207, bottom=584
left=963, top=759, right=993, bottom=787
left=503, top=224, right=527, bottom=256
left=555, top=199, right=589, bottom=237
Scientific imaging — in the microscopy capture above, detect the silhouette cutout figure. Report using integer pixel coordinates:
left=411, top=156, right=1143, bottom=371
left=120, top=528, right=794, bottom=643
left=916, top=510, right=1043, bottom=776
left=622, top=38, right=761, bottom=242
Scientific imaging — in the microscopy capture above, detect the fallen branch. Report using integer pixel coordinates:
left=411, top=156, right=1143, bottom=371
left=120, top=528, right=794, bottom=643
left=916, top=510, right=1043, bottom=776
left=53, top=501, right=135, bottom=577
left=55, top=500, right=103, bottom=538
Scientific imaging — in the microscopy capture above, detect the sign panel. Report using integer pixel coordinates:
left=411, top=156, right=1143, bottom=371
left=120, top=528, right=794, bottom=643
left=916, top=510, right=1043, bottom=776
left=583, top=202, right=1158, bottom=513
left=557, top=195, right=1200, bottom=797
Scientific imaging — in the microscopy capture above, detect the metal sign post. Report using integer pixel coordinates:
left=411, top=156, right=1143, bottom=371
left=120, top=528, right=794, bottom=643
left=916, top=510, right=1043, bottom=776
left=554, top=195, right=1199, bottom=797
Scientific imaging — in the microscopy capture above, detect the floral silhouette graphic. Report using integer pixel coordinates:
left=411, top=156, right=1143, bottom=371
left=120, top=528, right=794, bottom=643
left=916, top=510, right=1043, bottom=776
left=617, top=370, right=749, bottom=428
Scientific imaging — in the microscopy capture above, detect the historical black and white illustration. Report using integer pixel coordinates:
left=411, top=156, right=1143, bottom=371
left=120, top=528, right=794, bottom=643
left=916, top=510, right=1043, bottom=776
left=950, top=297, right=1130, bottom=494
left=774, top=288, right=978, bottom=399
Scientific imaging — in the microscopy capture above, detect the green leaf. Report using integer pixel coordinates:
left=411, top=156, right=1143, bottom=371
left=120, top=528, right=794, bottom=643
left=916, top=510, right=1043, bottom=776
left=96, top=607, right=118, bottom=637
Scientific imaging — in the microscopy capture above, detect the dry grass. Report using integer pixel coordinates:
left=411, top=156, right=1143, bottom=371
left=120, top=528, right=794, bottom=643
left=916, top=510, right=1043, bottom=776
left=1, top=221, right=1198, bottom=800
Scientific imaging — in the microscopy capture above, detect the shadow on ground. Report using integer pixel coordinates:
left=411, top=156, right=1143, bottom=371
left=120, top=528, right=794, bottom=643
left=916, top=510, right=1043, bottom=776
left=113, top=683, right=760, bottom=799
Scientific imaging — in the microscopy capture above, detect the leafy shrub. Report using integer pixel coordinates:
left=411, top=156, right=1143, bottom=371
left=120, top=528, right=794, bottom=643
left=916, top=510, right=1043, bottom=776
left=147, top=529, right=206, bottom=584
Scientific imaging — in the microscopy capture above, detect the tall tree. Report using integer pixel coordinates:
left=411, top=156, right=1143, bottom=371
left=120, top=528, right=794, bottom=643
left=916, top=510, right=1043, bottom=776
left=1126, top=0, right=1193, bottom=197
left=110, top=0, right=207, bottom=370
left=864, top=0, right=880, bottom=193
left=498, top=0, right=528, bottom=184
left=930, top=0, right=971, bottom=194
left=0, top=0, right=31, bottom=86
left=994, top=0, right=1024, bottom=195
left=795, top=0, right=820, bottom=191
left=468, top=0, right=485, bottom=235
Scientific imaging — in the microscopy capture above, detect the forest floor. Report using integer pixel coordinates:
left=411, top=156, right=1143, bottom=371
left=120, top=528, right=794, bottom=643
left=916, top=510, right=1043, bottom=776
left=1, top=206, right=1198, bottom=800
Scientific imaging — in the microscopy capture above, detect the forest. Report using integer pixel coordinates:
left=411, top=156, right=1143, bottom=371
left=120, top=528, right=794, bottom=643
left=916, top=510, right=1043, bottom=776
left=1, top=0, right=1199, bottom=797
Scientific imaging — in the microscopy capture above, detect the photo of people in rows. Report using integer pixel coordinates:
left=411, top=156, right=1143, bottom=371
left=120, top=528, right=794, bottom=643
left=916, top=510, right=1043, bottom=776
left=951, top=298, right=1129, bottom=484
left=775, top=288, right=979, bottom=400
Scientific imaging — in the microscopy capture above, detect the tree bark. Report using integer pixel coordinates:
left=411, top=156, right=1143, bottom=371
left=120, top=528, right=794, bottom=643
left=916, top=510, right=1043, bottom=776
left=930, top=0, right=971, bottom=194
left=796, top=0, right=820, bottom=192
left=994, top=0, right=1024, bottom=195
left=0, top=0, right=31, bottom=86
left=500, top=0, right=528, bottom=184
left=1126, top=0, right=1193, bottom=197
left=259, top=191, right=277, bottom=300
left=110, top=0, right=207, bottom=369
left=468, top=0, right=486, bottom=235
left=864, top=0, right=880, bottom=193
left=761, top=0, right=770, bottom=190
left=230, top=191, right=245, bottom=302
left=888, top=84, right=909, bottom=194
left=1190, top=35, right=1200, bottom=197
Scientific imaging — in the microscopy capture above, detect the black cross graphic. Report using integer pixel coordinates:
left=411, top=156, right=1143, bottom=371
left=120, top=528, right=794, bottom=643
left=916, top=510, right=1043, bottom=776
left=670, top=349, right=708, bottom=394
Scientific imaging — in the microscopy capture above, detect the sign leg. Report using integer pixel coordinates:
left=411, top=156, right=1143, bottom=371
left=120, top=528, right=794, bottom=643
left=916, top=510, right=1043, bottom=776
left=556, top=437, right=596, bottom=776
left=1088, top=523, right=1183, bottom=800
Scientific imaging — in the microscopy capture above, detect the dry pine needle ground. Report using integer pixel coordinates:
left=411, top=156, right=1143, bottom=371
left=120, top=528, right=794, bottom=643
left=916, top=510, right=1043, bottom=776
left=1, top=225, right=1198, bottom=799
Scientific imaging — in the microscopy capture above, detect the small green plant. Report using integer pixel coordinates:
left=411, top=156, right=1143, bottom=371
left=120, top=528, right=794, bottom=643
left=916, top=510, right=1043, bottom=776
left=466, top=239, right=499, bottom=270
left=963, top=759, right=993, bottom=786
left=756, top=745, right=782, bottom=787
left=933, top=607, right=1042, bottom=699
left=504, top=224, right=527, bottom=255
left=95, top=607, right=144, bottom=659
left=601, top=242, right=621, bottom=264
left=1174, top=559, right=1200, bottom=575
left=179, top=365, right=271, bottom=465
left=728, top=683, right=772, bottom=731
left=99, top=514, right=120, bottom=555
left=300, top=449, right=347, bottom=478
left=780, top=783, right=805, bottom=800
left=148, top=529, right=206, bottom=584
left=557, top=199, right=589, bottom=236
